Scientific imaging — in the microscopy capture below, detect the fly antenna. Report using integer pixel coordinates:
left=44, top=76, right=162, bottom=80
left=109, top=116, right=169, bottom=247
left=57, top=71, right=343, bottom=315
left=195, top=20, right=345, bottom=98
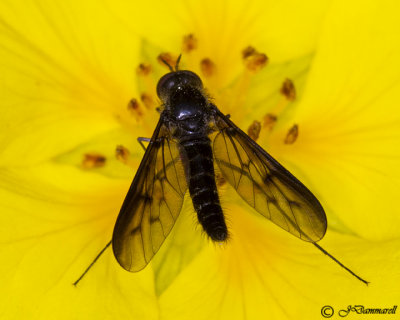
left=175, top=54, right=182, bottom=71
left=160, top=57, right=174, bottom=72
left=159, top=54, right=182, bottom=72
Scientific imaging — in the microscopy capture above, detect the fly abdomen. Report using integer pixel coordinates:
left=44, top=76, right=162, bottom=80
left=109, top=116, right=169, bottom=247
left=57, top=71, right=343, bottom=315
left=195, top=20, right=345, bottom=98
left=181, top=137, right=228, bottom=242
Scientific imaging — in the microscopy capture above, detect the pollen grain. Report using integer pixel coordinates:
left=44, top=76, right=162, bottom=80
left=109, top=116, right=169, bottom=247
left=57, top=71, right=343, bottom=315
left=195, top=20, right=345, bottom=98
left=247, top=120, right=262, bottom=141
left=263, top=114, right=278, bottom=131
left=82, top=153, right=106, bottom=169
left=136, top=63, right=152, bottom=76
left=182, top=34, right=198, bottom=53
left=242, top=46, right=268, bottom=72
left=215, top=172, right=226, bottom=187
left=127, top=98, right=143, bottom=117
left=200, top=58, right=216, bottom=77
left=280, top=78, right=296, bottom=101
left=140, top=93, right=155, bottom=109
left=116, top=145, right=131, bottom=163
left=242, top=46, right=256, bottom=59
left=284, top=124, right=299, bottom=144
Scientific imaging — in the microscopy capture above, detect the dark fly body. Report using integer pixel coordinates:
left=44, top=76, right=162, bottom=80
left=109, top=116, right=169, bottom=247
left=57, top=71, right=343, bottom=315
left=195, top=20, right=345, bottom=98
left=157, top=71, right=228, bottom=242
left=112, top=68, right=328, bottom=272
left=73, top=64, right=368, bottom=286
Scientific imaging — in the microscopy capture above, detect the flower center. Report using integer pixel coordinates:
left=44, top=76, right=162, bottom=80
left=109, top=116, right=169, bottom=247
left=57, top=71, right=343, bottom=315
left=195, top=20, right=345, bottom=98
left=81, top=34, right=301, bottom=170
left=128, top=34, right=299, bottom=144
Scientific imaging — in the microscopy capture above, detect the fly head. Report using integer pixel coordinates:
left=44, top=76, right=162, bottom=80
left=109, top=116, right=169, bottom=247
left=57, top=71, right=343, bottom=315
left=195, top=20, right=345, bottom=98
left=157, top=70, right=203, bottom=103
left=158, top=70, right=211, bottom=135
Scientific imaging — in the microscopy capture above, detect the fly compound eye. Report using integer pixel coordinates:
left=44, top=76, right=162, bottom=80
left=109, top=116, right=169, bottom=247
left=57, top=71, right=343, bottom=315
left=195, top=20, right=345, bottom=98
left=179, top=70, right=203, bottom=89
left=157, top=72, right=176, bottom=100
left=156, top=70, right=203, bottom=101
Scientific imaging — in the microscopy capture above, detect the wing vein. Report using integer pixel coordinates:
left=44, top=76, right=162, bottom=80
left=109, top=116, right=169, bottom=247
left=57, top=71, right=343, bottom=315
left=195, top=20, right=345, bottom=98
left=212, top=109, right=326, bottom=243
left=113, top=119, right=188, bottom=272
left=221, top=130, right=237, bottom=187
left=225, top=130, right=245, bottom=187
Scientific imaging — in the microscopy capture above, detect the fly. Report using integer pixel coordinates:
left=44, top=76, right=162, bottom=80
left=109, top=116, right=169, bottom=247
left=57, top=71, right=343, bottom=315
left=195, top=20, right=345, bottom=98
left=73, top=57, right=368, bottom=286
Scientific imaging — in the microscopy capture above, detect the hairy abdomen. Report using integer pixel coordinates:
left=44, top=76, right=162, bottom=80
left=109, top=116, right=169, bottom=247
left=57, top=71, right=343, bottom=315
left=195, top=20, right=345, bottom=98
left=181, top=137, right=228, bottom=241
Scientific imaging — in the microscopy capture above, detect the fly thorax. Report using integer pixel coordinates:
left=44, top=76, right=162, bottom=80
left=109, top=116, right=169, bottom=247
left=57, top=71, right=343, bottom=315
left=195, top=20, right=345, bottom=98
left=167, top=87, right=210, bottom=135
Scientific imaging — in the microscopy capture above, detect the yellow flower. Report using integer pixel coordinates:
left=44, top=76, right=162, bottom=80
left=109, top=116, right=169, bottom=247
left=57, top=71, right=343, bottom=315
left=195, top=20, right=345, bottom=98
left=1, top=0, right=399, bottom=319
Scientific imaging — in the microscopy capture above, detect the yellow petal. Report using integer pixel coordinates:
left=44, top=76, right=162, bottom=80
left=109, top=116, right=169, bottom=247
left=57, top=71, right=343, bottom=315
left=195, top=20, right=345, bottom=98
left=0, top=163, right=158, bottom=318
left=160, top=204, right=400, bottom=319
left=152, top=201, right=207, bottom=296
left=2, top=1, right=398, bottom=319
left=269, top=0, right=400, bottom=240
left=243, top=53, right=313, bottom=124
left=54, top=126, right=141, bottom=179
left=106, top=0, right=331, bottom=86
left=0, top=1, right=142, bottom=165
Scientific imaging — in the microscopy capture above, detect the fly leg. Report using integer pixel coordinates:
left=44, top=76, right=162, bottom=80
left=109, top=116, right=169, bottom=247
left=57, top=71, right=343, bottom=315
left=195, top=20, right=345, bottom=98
left=216, top=158, right=368, bottom=285
left=137, top=137, right=151, bottom=151
left=75, top=138, right=151, bottom=286
left=73, top=241, right=111, bottom=286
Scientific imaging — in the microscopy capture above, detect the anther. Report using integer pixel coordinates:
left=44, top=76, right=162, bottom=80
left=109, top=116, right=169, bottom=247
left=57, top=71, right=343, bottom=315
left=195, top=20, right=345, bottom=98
left=127, top=98, right=143, bottom=116
left=242, top=46, right=268, bottom=72
left=263, top=114, right=277, bottom=131
left=136, top=63, right=152, bottom=76
left=262, top=79, right=295, bottom=131
left=115, top=145, right=136, bottom=168
left=280, top=78, right=296, bottom=101
left=116, top=145, right=130, bottom=163
left=182, top=34, right=198, bottom=53
left=157, top=53, right=178, bottom=70
left=242, top=46, right=256, bottom=59
left=284, top=124, right=299, bottom=144
left=140, top=93, right=154, bottom=109
left=247, top=120, right=261, bottom=141
left=82, top=153, right=106, bottom=169
left=215, top=172, right=226, bottom=187
left=200, top=58, right=216, bottom=77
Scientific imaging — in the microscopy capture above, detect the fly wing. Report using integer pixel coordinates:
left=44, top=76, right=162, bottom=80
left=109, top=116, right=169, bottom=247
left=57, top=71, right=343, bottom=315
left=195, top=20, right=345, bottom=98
left=112, top=119, right=187, bottom=271
left=212, top=107, right=326, bottom=242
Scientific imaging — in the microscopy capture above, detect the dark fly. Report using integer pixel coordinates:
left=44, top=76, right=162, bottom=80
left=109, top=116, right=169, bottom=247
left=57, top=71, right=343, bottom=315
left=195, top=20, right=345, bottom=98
left=73, top=61, right=368, bottom=286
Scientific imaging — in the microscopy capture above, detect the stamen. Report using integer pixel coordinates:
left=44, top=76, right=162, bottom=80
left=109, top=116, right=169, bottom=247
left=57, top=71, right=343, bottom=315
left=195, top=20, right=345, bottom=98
left=227, top=46, right=269, bottom=118
left=82, top=153, right=106, bottom=169
left=182, top=34, right=198, bottom=53
left=136, top=62, right=157, bottom=99
left=242, top=46, right=268, bottom=72
left=116, top=145, right=131, bottom=164
left=127, top=98, right=143, bottom=118
left=157, top=53, right=179, bottom=70
left=242, top=46, right=256, bottom=59
left=247, top=120, right=261, bottom=141
left=280, top=78, right=296, bottom=101
left=200, top=58, right=216, bottom=77
left=262, top=79, right=297, bottom=131
left=225, top=46, right=269, bottom=117
left=215, top=172, right=226, bottom=187
left=284, top=124, right=299, bottom=144
left=136, top=63, right=152, bottom=76
left=140, top=93, right=155, bottom=109
left=116, top=145, right=137, bottom=168
left=263, top=114, right=278, bottom=131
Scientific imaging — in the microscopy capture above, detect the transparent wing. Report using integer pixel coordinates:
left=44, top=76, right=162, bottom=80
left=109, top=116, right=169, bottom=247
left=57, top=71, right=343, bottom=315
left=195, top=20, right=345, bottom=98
left=112, top=119, right=187, bottom=271
left=212, top=107, right=326, bottom=242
